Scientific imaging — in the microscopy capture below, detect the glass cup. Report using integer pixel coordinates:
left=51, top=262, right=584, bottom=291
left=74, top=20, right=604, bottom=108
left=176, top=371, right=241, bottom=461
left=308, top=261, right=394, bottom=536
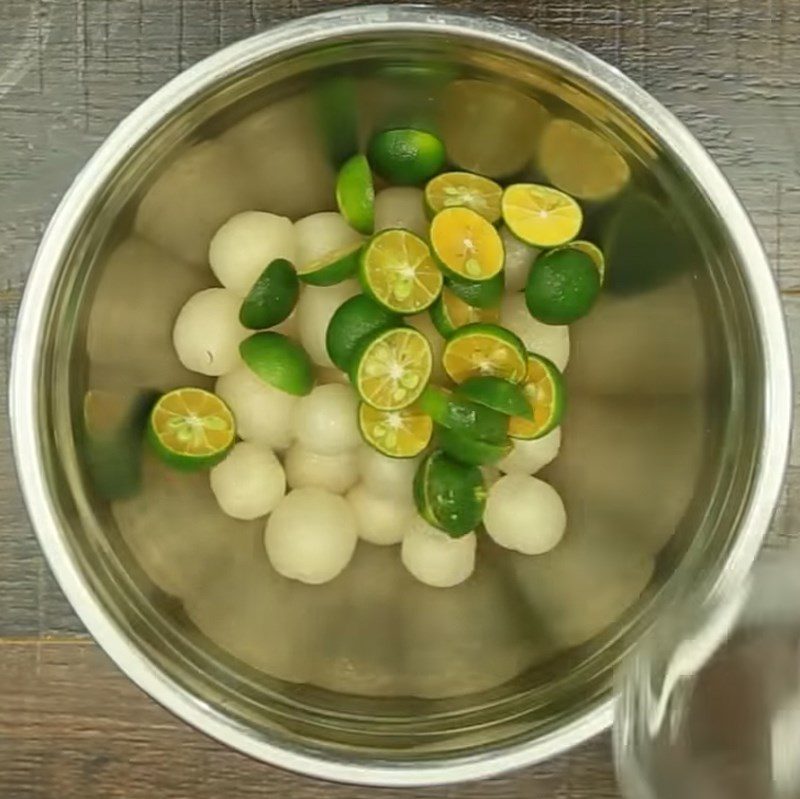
left=615, top=549, right=800, bottom=799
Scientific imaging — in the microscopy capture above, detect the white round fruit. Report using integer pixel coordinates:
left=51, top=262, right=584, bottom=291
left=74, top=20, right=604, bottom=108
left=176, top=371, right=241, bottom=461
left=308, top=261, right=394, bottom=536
left=264, top=488, right=357, bottom=584
left=347, top=483, right=414, bottom=546
left=215, top=365, right=298, bottom=450
left=210, top=442, right=286, bottom=520
left=172, top=288, right=247, bottom=376
left=500, top=226, right=539, bottom=293
left=401, top=517, right=476, bottom=588
left=294, top=211, right=362, bottom=271
left=294, top=384, right=360, bottom=455
left=358, top=446, right=419, bottom=502
left=501, top=293, right=570, bottom=371
left=498, top=427, right=562, bottom=475
left=284, top=444, right=359, bottom=494
left=209, top=211, right=296, bottom=297
left=374, top=187, right=428, bottom=238
left=484, top=474, right=566, bottom=555
left=296, top=280, right=360, bottom=368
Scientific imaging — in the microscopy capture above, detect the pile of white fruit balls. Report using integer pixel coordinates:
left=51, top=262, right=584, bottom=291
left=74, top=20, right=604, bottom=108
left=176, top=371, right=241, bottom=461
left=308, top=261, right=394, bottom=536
left=172, top=193, right=568, bottom=589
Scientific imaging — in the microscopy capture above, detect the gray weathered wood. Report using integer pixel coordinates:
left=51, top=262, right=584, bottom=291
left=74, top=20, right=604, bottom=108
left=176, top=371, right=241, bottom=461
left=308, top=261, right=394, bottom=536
left=0, top=0, right=798, bottom=796
left=0, top=641, right=618, bottom=799
left=0, top=641, right=617, bottom=799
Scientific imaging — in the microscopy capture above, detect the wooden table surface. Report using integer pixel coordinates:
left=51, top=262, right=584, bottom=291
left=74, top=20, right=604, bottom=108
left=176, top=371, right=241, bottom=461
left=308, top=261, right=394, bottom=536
left=1, top=1, right=798, bottom=797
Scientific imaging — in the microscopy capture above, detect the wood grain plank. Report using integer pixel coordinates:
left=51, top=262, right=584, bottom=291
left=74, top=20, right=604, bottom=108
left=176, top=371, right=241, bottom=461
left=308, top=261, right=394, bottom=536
left=0, top=283, right=85, bottom=638
left=0, top=642, right=620, bottom=799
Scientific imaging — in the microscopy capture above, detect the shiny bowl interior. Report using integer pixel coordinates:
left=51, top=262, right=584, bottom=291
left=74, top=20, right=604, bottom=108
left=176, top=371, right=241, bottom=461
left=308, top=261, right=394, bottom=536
left=12, top=7, right=790, bottom=786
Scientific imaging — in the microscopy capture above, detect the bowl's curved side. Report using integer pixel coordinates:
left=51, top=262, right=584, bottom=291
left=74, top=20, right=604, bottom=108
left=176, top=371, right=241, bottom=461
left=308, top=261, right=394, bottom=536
left=9, top=5, right=792, bottom=786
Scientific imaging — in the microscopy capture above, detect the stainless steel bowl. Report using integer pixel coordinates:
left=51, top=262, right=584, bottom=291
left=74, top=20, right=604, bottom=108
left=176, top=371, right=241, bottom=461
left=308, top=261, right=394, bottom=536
left=10, top=6, right=792, bottom=786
